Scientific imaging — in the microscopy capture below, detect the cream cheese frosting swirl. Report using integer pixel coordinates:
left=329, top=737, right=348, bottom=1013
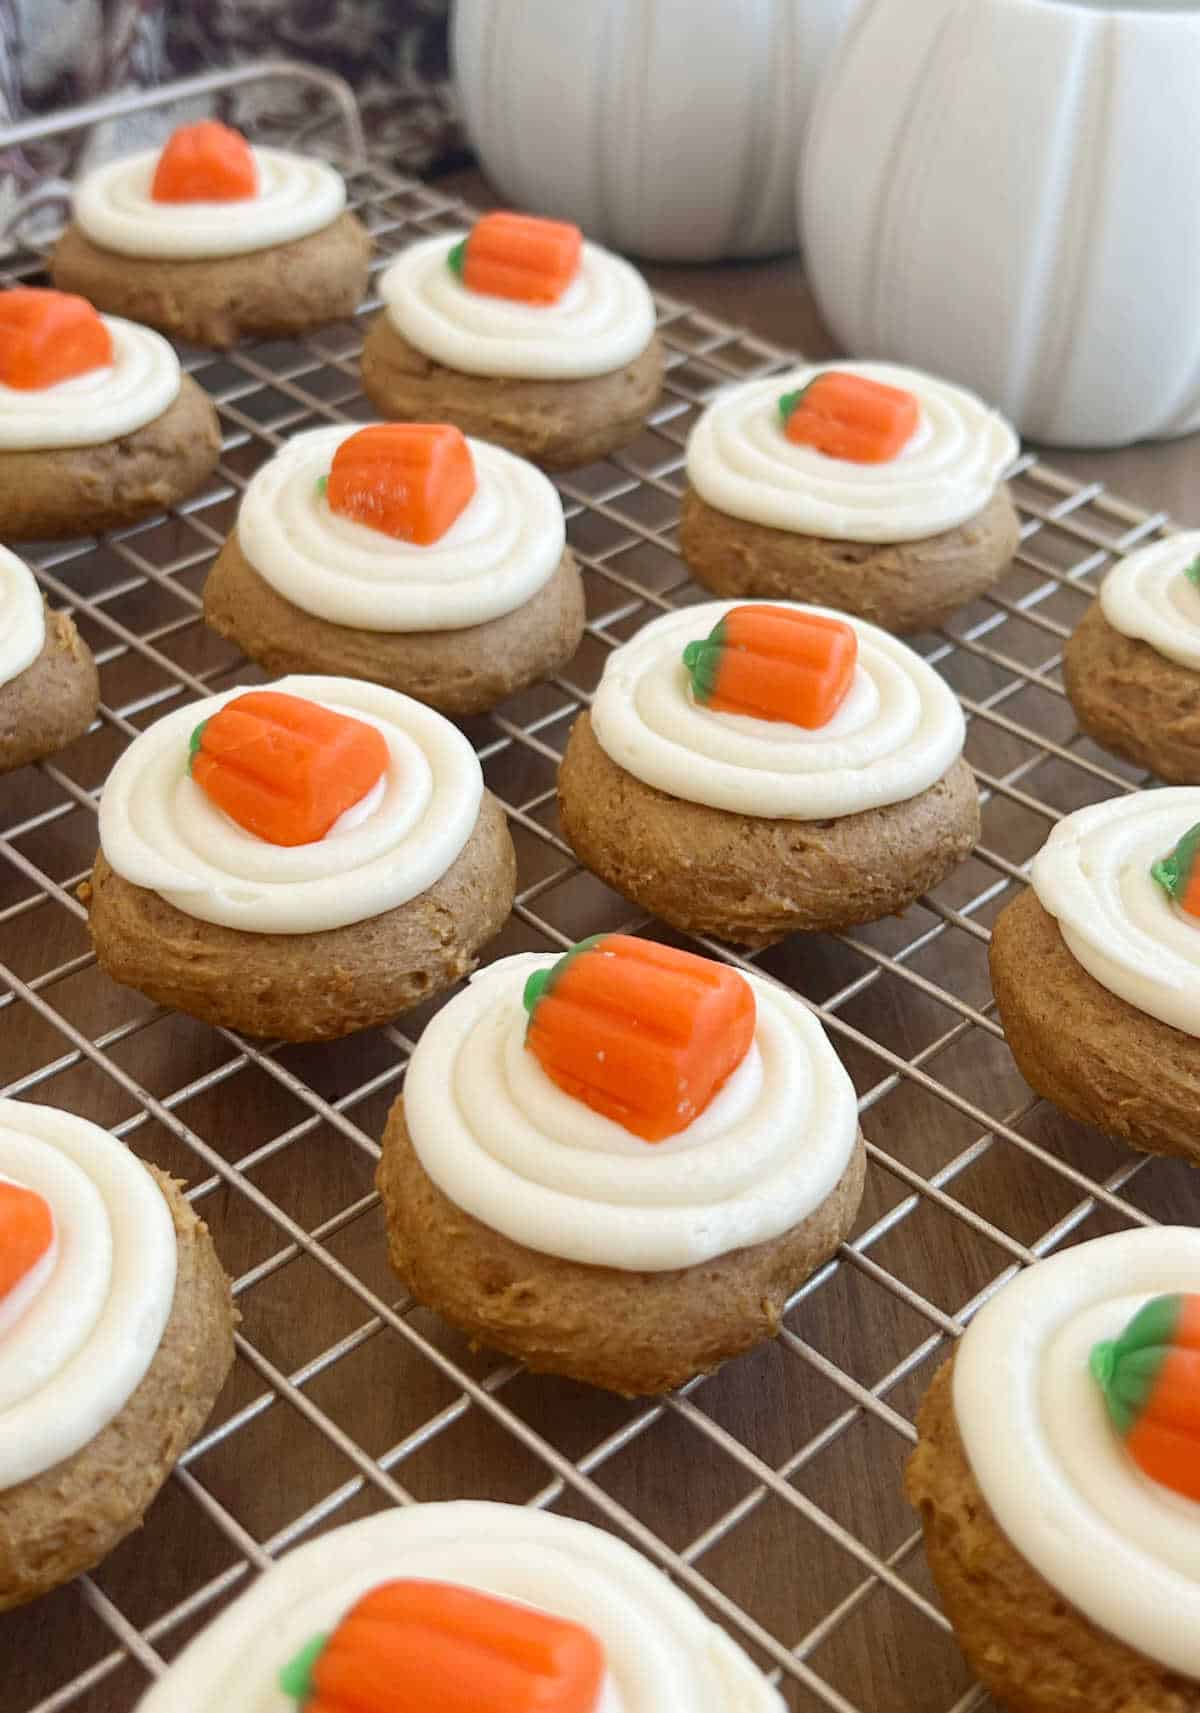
left=98, top=675, right=482, bottom=935
left=686, top=362, right=1019, bottom=542
left=237, top=425, right=566, bottom=630
left=135, top=1500, right=785, bottom=1713
left=0, top=1098, right=176, bottom=1491
left=954, top=1226, right=1200, bottom=1679
left=1030, top=788, right=1200, bottom=1038
left=0, top=314, right=179, bottom=450
left=378, top=233, right=657, bottom=379
left=589, top=600, right=965, bottom=820
left=73, top=146, right=346, bottom=260
left=403, top=953, right=859, bottom=1272
left=1099, top=532, right=1200, bottom=672
left=0, top=547, right=44, bottom=689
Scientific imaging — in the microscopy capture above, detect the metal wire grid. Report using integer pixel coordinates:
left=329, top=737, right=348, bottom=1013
left=3, top=83, right=1199, bottom=1713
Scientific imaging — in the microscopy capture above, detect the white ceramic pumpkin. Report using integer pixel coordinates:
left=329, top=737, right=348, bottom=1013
left=452, top=0, right=861, bottom=261
left=800, top=0, right=1200, bottom=448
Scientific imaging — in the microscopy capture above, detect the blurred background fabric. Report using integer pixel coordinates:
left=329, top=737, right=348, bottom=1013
left=0, top=0, right=464, bottom=227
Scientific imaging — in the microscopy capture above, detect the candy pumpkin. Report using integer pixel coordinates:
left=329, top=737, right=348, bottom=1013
left=151, top=121, right=257, bottom=203
left=1090, top=1293, right=1200, bottom=1503
left=0, top=288, right=113, bottom=390
left=778, top=371, right=919, bottom=464
left=0, top=1180, right=54, bottom=1302
left=448, top=211, right=583, bottom=305
left=683, top=604, right=858, bottom=729
left=1151, top=821, right=1200, bottom=918
left=325, top=424, right=476, bottom=546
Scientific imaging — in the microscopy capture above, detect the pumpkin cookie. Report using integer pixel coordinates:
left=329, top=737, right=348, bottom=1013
left=558, top=600, right=979, bottom=946
left=52, top=121, right=370, bottom=349
left=203, top=422, right=584, bottom=716
left=134, top=1500, right=785, bottom=1712
left=0, top=287, right=219, bottom=539
left=990, top=790, right=1200, bottom=1163
left=361, top=211, right=663, bottom=469
left=0, top=1098, right=234, bottom=1609
left=907, top=1227, right=1200, bottom=1713
left=680, top=363, right=1020, bottom=634
left=0, top=547, right=98, bottom=772
left=1064, top=533, right=1200, bottom=783
left=86, top=677, right=516, bottom=1041
left=379, top=937, right=865, bottom=1395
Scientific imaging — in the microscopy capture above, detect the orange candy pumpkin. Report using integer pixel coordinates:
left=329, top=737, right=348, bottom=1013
left=523, top=934, right=757, bottom=1142
left=0, top=1180, right=55, bottom=1302
left=0, top=288, right=113, bottom=390
left=326, top=424, right=477, bottom=545
left=779, top=371, right=919, bottom=464
left=683, top=604, right=858, bottom=729
left=449, top=211, right=583, bottom=305
left=280, top=1579, right=606, bottom=1713
left=151, top=120, right=257, bottom=203
left=188, top=691, right=389, bottom=848
left=1092, top=1293, right=1200, bottom=1504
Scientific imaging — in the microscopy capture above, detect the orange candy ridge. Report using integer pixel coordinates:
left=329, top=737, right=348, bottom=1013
left=151, top=120, right=257, bottom=203
left=0, top=288, right=113, bottom=391
left=189, top=691, right=389, bottom=849
left=326, top=424, right=477, bottom=545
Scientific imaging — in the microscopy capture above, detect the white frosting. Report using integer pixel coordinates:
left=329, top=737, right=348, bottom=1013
left=953, top=1226, right=1200, bottom=1679
left=588, top=600, right=966, bottom=821
left=135, top=1501, right=784, bottom=1713
left=378, top=233, right=657, bottom=380
left=686, top=361, right=1019, bottom=543
left=0, top=313, right=179, bottom=450
left=1099, top=531, right=1200, bottom=672
left=0, top=1098, right=176, bottom=1490
left=0, top=546, right=44, bottom=689
left=1030, top=788, right=1200, bottom=1039
left=98, top=675, right=483, bottom=935
left=237, top=425, right=565, bottom=632
left=403, top=953, right=859, bottom=1272
left=73, top=146, right=345, bottom=260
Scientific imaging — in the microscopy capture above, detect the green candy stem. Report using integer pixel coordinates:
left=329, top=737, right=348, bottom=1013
left=682, top=618, right=728, bottom=704
left=447, top=237, right=467, bottom=278
left=1151, top=821, right=1200, bottom=906
left=187, top=719, right=207, bottom=775
left=315, top=474, right=329, bottom=498
left=1185, top=553, right=1200, bottom=590
left=522, top=935, right=605, bottom=1020
left=278, top=1631, right=328, bottom=1704
left=777, top=375, right=821, bottom=427
left=1090, top=1293, right=1183, bottom=1437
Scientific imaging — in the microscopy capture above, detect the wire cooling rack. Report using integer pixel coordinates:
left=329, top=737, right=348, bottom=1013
left=3, top=62, right=1198, bottom=1713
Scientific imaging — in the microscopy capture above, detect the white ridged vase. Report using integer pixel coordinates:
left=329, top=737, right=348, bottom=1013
left=452, top=0, right=860, bottom=262
left=800, top=0, right=1200, bottom=448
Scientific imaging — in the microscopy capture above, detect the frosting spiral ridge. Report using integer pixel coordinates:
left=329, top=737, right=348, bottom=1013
left=403, top=953, right=859, bottom=1271
left=686, top=362, right=1018, bottom=542
left=954, top=1227, right=1200, bottom=1678
left=1030, top=788, right=1200, bottom=1038
left=378, top=234, right=657, bottom=379
left=98, top=676, right=483, bottom=934
left=237, top=425, right=566, bottom=630
left=1099, top=532, right=1200, bottom=672
left=0, top=314, right=179, bottom=450
left=0, top=547, right=44, bottom=689
left=73, top=146, right=345, bottom=259
left=135, top=1501, right=784, bottom=1713
left=0, top=1099, right=176, bottom=1490
left=588, top=601, right=965, bottom=820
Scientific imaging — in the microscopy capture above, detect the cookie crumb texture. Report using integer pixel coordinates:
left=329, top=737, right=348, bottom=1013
left=51, top=213, right=371, bottom=350
left=0, top=607, right=98, bottom=773
left=907, top=1361, right=1200, bottom=1713
left=679, top=485, right=1021, bottom=636
left=558, top=712, right=980, bottom=946
left=204, top=536, right=586, bottom=717
left=0, top=374, right=219, bottom=541
left=0, top=1169, right=235, bottom=1610
left=85, top=791, right=517, bottom=1041
left=990, top=887, right=1200, bottom=1163
left=1064, top=601, right=1200, bottom=784
left=360, top=315, right=665, bottom=471
left=378, top=1104, right=865, bottom=1396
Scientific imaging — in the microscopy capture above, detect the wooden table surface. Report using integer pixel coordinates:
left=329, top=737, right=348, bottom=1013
left=6, top=162, right=1200, bottom=1713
